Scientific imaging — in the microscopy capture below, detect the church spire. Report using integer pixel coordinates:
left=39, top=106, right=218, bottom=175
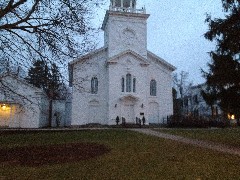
left=109, top=0, right=145, bottom=13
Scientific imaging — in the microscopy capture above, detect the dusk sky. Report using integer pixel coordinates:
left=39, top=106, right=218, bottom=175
left=93, top=0, right=225, bottom=85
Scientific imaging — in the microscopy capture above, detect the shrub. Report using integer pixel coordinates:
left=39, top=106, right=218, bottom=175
left=168, top=115, right=231, bottom=128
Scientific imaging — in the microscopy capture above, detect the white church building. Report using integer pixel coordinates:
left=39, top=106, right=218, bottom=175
left=69, top=0, right=176, bottom=125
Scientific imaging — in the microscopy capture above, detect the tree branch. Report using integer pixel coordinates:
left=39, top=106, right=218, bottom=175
left=0, top=0, right=27, bottom=19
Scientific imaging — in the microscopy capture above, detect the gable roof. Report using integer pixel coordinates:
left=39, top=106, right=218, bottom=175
left=68, top=46, right=176, bottom=72
left=69, top=46, right=107, bottom=66
left=107, top=49, right=149, bottom=65
left=147, top=51, right=176, bottom=71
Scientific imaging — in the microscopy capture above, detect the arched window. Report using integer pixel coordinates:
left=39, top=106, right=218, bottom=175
left=121, top=77, right=125, bottom=92
left=91, top=77, right=98, bottom=94
left=150, top=79, right=157, bottom=96
left=126, top=73, right=132, bottom=92
left=133, top=78, right=136, bottom=93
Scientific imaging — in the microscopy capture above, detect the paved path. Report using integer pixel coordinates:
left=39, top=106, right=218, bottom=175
left=131, top=128, right=240, bottom=157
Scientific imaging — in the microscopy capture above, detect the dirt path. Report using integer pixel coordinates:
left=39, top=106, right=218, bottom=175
left=131, top=128, right=240, bottom=156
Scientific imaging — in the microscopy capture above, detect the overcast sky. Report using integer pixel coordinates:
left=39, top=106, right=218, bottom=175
left=93, top=0, right=225, bottom=85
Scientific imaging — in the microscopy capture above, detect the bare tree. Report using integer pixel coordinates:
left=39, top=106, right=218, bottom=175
left=173, top=71, right=193, bottom=115
left=0, top=0, right=105, bottom=68
left=0, top=0, right=105, bottom=96
left=173, top=71, right=192, bottom=99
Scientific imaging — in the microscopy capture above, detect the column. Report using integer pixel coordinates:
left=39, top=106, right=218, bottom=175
left=130, top=0, right=132, bottom=8
left=113, top=0, right=115, bottom=7
left=121, top=0, right=123, bottom=7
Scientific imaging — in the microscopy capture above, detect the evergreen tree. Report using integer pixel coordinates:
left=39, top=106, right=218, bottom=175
left=26, top=60, right=62, bottom=99
left=205, top=0, right=240, bottom=55
left=203, top=0, right=240, bottom=118
left=26, top=60, right=48, bottom=89
left=47, top=63, right=62, bottom=100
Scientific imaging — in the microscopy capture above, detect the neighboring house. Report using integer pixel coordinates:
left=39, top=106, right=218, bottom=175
left=182, top=84, right=220, bottom=117
left=0, top=73, right=49, bottom=128
left=69, top=0, right=176, bottom=125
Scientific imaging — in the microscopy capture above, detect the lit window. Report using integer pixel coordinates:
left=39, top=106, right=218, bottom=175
left=126, top=73, right=132, bottom=92
left=91, top=77, right=98, bottom=94
left=150, top=79, right=157, bottom=96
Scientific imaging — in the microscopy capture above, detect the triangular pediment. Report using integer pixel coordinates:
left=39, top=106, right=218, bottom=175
left=0, top=73, right=44, bottom=94
left=107, top=50, right=149, bottom=66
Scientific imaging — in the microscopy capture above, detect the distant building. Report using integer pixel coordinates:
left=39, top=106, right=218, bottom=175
left=181, top=84, right=220, bottom=117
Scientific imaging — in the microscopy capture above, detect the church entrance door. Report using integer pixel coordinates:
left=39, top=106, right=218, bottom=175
left=120, top=95, right=138, bottom=124
left=123, top=104, right=134, bottom=123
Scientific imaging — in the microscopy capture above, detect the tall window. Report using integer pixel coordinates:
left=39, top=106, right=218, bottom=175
left=121, top=74, right=136, bottom=93
left=126, top=73, right=132, bottom=92
left=150, top=79, right=157, bottom=96
left=121, top=77, right=125, bottom=92
left=133, top=78, right=136, bottom=93
left=91, top=77, right=98, bottom=94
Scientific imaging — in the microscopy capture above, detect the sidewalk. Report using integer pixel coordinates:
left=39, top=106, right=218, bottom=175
left=131, top=128, right=240, bottom=156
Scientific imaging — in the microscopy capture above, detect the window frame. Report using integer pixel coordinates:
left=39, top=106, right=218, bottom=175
left=133, top=77, right=136, bottom=93
left=126, top=73, right=132, bottom=92
left=91, top=77, right=98, bottom=94
left=150, top=79, right=157, bottom=96
left=121, top=77, right=125, bottom=92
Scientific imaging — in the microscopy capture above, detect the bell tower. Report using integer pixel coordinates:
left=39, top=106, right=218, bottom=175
left=110, top=0, right=137, bottom=10
left=102, top=0, right=149, bottom=58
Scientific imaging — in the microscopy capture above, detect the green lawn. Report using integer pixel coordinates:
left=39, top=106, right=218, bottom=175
left=0, top=129, right=240, bottom=179
left=155, top=128, right=240, bottom=148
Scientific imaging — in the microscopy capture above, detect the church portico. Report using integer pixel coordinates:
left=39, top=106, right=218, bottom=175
left=112, top=94, right=137, bottom=123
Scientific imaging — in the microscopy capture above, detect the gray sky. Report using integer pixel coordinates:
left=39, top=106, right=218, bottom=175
left=93, top=0, right=225, bottom=85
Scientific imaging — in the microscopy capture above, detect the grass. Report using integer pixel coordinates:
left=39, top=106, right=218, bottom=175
left=0, top=129, right=240, bottom=179
left=155, top=128, right=240, bottom=148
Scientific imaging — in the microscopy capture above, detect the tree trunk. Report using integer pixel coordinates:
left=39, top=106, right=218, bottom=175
left=211, top=105, right=214, bottom=117
left=48, top=99, right=53, bottom=127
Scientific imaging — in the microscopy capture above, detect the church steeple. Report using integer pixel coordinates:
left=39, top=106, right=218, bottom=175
left=109, top=0, right=145, bottom=13
left=102, top=0, right=149, bottom=58
left=110, top=0, right=136, bottom=11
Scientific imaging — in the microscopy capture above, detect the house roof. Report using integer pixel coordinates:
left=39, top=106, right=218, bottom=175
left=0, top=72, right=45, bottom=94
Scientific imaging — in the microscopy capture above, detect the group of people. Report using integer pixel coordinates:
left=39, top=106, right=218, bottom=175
left=136, top=116, right=145, bottom=126
left=115, top=116, right=146, bottom=127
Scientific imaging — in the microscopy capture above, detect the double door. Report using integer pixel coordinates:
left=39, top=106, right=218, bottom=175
left=122, top=104, right=134, bottom=123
